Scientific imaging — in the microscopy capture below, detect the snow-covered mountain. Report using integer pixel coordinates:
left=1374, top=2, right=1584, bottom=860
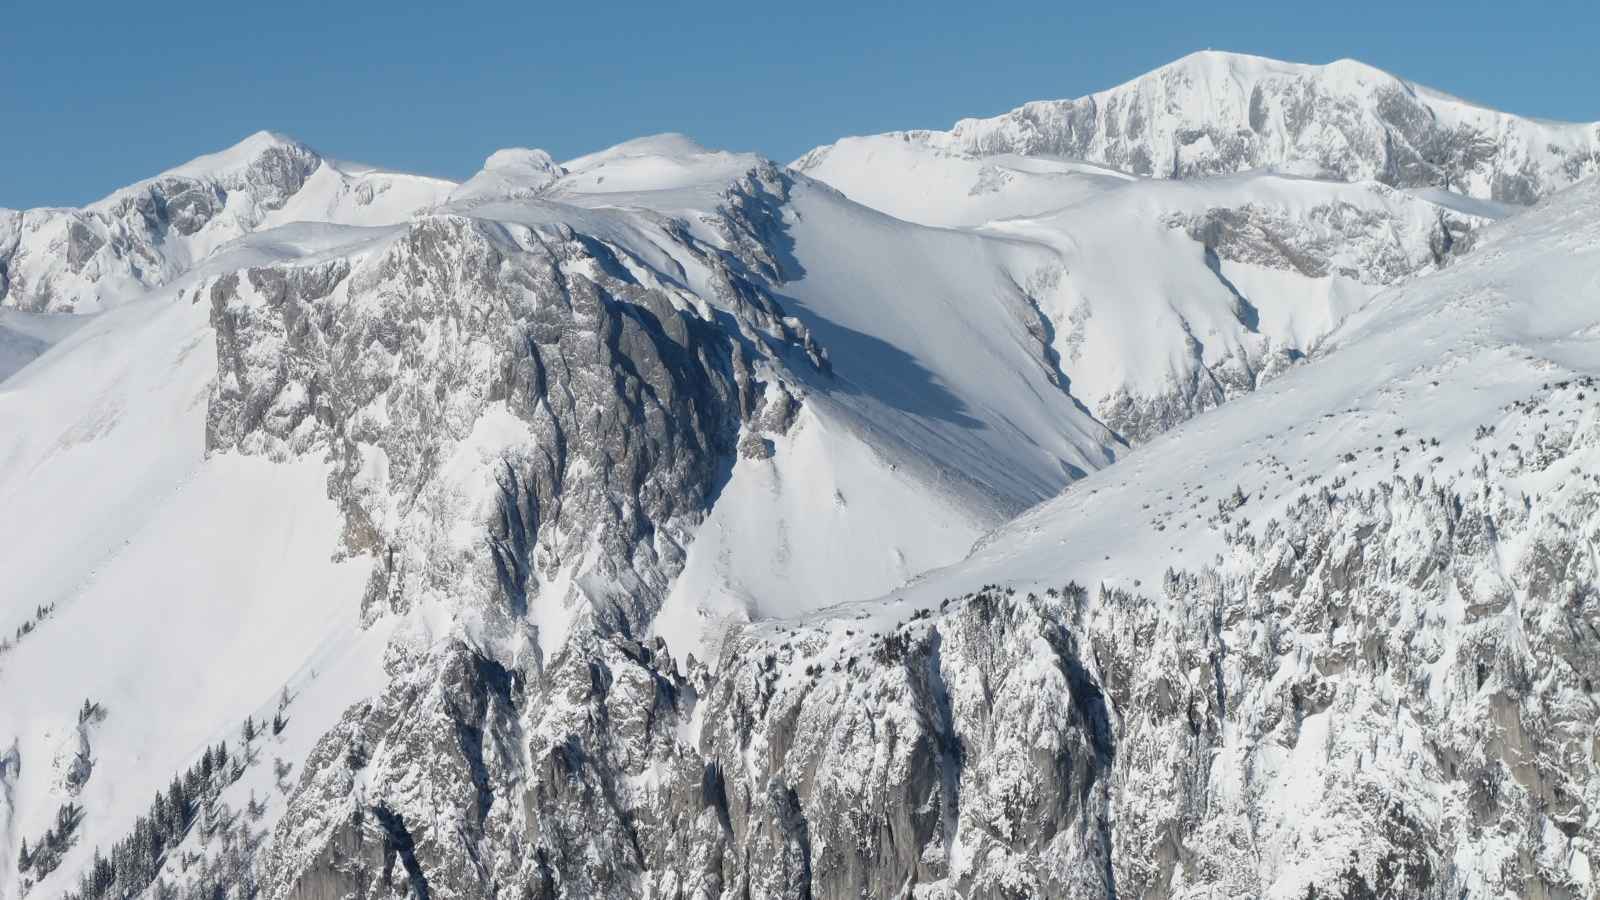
left=3, top=52, right=1599, bottom=900
left=721, top=166, right=1600, bottom=900
left=797, top=117, right=1505, bottom=441
left=798, top=50, right=1600, bottom=202
left=1, top=130, right=1126, bottom=899
left=792, top=50, right=1598, bottom=443
left=0, top=132, right=454, bottom=315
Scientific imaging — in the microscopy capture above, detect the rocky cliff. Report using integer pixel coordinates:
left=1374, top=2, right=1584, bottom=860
left=3, top=56, right=1599, bottom=900
left=801, top=51, right=1600, bottom=203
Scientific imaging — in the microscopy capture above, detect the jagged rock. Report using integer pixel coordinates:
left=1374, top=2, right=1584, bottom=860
left=0, top=132, right=450, bottom=314
left=873, top=52, right=1600, bottom=202
left=8, top=54, right=1600, bottom=900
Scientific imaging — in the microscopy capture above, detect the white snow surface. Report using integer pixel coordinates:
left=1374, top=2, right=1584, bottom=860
left=796, top=127, right=1502, bottom=432
left=433, top=135, right=1123, bottom=655
left=4, top=55, right=1599, bottom=896
left=745, top=171, right=1600, bottom=900
left=797, top=51, right=1600, bottom=202
left=814, top=172, right=1600, bottom=631
left=0, top=249, right=398, bottom=896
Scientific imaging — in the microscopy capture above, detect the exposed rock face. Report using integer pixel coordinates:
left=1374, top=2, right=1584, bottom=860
left=928, top=52, right=1600, bottom=203
left=9, top=61, right=1600, bottom=900
left=0, top=133, right=451, bottom=314
left=260, top=589, right=1121, bottom=900
left=193, top=170, right=804, bottom=898
left=256, top=379, right=1599, bottom=900
left=205, top=210, right=780, bottom=639
left=1093, top=342, right=1292, bottom=448
left=0, top=136, right=322, bottom=314
left=1170, top=194, right=1481, bottom=284
left=1081, top=385, right=1600, bottom=900
left=181, top=148, right=1597, bottom=899
left=1081, top=191, right=1492, bottom=446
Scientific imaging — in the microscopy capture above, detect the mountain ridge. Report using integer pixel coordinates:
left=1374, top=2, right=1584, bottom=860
left=3, top=51, right=1599, bottom=900
left=797, top=49, right=1600, bottom=203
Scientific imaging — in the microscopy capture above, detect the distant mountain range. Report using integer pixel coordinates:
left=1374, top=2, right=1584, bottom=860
left=799, top=50, right=1599, bottom=200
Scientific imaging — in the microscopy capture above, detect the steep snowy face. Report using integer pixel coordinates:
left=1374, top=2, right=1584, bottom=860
left=1, top=136, right=1130, bottom=900
left=0, top=132, right=455, bottom=314
left=790, top=54, right=1560, bottom=446
left=722, top=174, right=1600, bottom=898
left=198, top=141, right=1124, bottom=653
left=6, top=72, right=1598, bottom=900
left=205, top=211, right=763, bottom=653
left=1004, top=174, right=1496, bottom=442
left=244, top=176, right=1600, bottom=900
left=798, top=128, right=1498, bottom=443
left=798, top=51, right=1600, bottom=203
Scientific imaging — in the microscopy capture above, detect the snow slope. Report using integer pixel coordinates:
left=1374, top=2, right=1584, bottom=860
left=1, top=133, right=1129, bottom=897
left=0, top=232, right=406, bottom=898
left=985, top=171, right=1498, bottom=440
left=0, top=311, right=83, bottom=383
left=788, top=137, right=1132, bottom=229
left=817, top=172, right=1600, bottom=632
left=471, top=135, right=1122, bottom=641
left=750, top=173, right=1600, bottom=899
left=4, top=54, right=1598, bottom=900
left=799, top=126, right=1500, bottom=442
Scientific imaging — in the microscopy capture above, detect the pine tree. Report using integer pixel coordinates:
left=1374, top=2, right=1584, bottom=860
left=151, top=791, right=168, bottom=832
left=167, top=779, right=189, bottom=831
left=17, top=836, right=28, bottom=872
left=242, top=716, right=256, bottom=743
left=58, top=801, right=82, bottom=836
left=272, top=710, right=287, bottom=735
left=273, top=756, right=295, bottom=796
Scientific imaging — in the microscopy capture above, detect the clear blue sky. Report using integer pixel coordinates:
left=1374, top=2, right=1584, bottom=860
left=5, top=0, right=1597, bottom=209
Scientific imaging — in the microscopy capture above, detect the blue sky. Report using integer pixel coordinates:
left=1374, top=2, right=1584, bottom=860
left=4, top=0, right=1597, bottom=209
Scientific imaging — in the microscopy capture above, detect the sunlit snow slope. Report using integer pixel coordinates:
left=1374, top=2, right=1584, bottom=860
left=799, top=129, right=1507, bottom=442
left=0, top=232, right=404, bottom=896
left=750, top=174, right=1600, bottom=899
left=4, top=51, right=1598, bottom=900
left=1, top=131, right=1124, bottom=898
left=799, top=50, right=1600, bottom=202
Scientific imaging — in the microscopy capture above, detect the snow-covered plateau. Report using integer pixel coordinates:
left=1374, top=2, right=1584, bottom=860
left=2, top=51, right=1597, bottom=900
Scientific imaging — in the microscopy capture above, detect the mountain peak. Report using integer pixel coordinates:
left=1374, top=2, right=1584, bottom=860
left=546, top=133, right=771, bottom=206
left=447, top=147, right=566, bottom=204
left=1153, top=49, right=1386, bottom=76
left=1160, top=48, right=1309, bottom=72
left=892, top=50, right=1600, bottom=202
left=482, top=147, right=562, bottom=173
left=161, top=130, right=319, bottom=181
left=562, top=132, right=718, bottom=171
